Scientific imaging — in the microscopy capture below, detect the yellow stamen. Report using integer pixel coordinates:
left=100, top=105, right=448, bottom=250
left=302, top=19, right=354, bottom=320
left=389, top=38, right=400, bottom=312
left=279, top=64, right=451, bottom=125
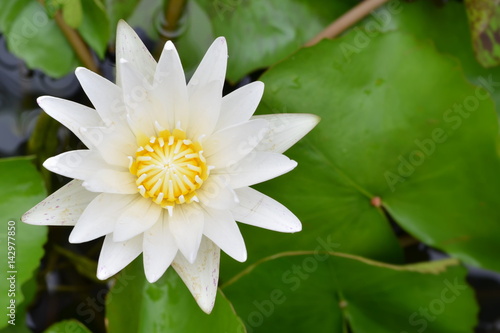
left=129, top=128, right=209, bottom=207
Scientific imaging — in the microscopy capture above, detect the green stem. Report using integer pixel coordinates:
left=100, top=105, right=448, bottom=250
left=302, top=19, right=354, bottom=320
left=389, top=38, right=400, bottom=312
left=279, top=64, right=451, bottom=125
left=38, top=0, right=100, bottom=73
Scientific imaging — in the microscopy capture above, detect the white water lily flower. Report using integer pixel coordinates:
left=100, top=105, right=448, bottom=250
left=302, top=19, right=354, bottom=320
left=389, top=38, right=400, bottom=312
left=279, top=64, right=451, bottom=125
left=22, top=21, right=319, bottom=313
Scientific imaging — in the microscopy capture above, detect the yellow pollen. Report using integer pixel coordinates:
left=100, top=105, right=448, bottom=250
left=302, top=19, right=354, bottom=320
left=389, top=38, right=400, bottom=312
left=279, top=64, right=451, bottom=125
left=129, top=129, right=209, bottom=208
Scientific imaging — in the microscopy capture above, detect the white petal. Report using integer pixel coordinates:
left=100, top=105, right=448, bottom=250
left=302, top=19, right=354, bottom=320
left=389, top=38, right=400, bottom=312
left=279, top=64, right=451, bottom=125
left=197, top=175, right=239, bottom=210
left=215, top=152, right=297, bottom=189
left=82, top=169, right=137, bottom=194
left=113, top=196, right=162, bottom=242
left=215, top=81, right=264, bottom=131
left=232, top=187, right=301, bottom=233
left=202, top=207, right=246, bottom=262
left=252, top=113, right=320, bottom=153
left=153, top=41, right=189, bottom=130
left=37, top=96, right=102, bottom=149
left=172, top=236, right=220, bottom=314
left=43, top=150, right=125, bottom=181
left=69, top=193, right=137, bottom=243
left=204, top=119, right=269, bottom=168
left=75, top=67, right=128, bottom=127
left=118, top=59, right=158, bottom=137
left=116, top=20, right=156, bottom=86
left=187, top=37, right=227, bottom=99
left=22, top=180, right=97, bottom=226
left=97, top=233, right=143, bottom=280
left=143, top=213, right=178, bottom=282
left=79, top=125, right=137, bottom=167
left=169, top=204, right=204, bottom=264
left=187, top=80, right=222, bottom=138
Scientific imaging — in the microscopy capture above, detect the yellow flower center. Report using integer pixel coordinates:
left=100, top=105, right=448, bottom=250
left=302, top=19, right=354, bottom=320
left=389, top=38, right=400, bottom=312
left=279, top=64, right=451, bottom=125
left=129, top=128, right=209, bottom=208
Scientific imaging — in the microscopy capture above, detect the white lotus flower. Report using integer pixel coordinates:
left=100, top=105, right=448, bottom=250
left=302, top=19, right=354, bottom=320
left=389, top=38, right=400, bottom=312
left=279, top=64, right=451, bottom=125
left=22, top=21, right=319, bottom=313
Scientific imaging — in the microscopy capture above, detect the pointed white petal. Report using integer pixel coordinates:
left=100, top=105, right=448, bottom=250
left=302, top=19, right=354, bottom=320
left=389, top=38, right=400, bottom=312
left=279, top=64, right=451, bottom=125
left=204, top=119, right=268, bottom=168
left=69, top=193, right=137, bottom=243
left=252, top=113, right=320, bottom=153
left=113, top=197, right=162, bottom=242
left=232, top=187, right=301, bottom=233
left=202, top=207, right=246, bottom=262
left=215, top=81, right=264, bottom=131
left=75, top=67, right=128, bottom=127
left=172, top=236, right=220, bottom=314
left=119, top=59, right=157, bottom=137
left=22, top=180, right=97, bottom=226
left=169, top=204, right=204, bottom=264
left=43, top=150, right=125, bottom=181
left=197, top=175, right=238, bottom=210
left=143, top=213, right=178, bottom=282
left=79, top=125, right=137, bottom=167
left=97, top=233, right=143, bottom=280
left=215, top=152, right=297, bottom=189
left=37, top=96, right=102, bottom=149
left=116, top=20, right=156, bottom=86
left=187, top=80, right=222, bottom=138
left=187, top=37, right=227, bottom=98
left=82, top=169, right=137, bottom=194
left=153, top=41, right=189, bottom=130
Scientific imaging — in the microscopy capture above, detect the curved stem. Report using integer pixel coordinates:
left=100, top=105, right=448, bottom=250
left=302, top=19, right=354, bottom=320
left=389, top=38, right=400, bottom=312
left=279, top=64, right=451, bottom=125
left=54, top=11, right=100, bottom=73
left=305, top=0, right=390, bottom=47
left=37, top=0, right=100, bottom=73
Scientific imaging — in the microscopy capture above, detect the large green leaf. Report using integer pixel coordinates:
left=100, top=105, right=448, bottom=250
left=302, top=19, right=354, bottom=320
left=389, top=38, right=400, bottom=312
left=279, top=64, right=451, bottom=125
left=106, top=257, right=246, bottom=333
left=360, top=0, right=500, bottom=114
left=222, top=253, right=477, bottom=333
left=249, top=31, right=500, bottom=274
left=0, top=0, right=79, bottom=77
left=193, top=0, right=358, bottom=82
left=0, top=157, right=47, bottom=329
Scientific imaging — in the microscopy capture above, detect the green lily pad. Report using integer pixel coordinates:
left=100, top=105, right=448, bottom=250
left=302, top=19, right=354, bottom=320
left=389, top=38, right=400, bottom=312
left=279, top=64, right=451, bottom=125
left=222, top=252, right=477, bottom=333
left=249, top=31, right=500, bottom=274
left=359, top=0, right=500, bottom=114
left=0, top=157, right=47, bottom=329
left=106, top=257, right=246, bottom=333
left=193, top=0, right=358, bottom=82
